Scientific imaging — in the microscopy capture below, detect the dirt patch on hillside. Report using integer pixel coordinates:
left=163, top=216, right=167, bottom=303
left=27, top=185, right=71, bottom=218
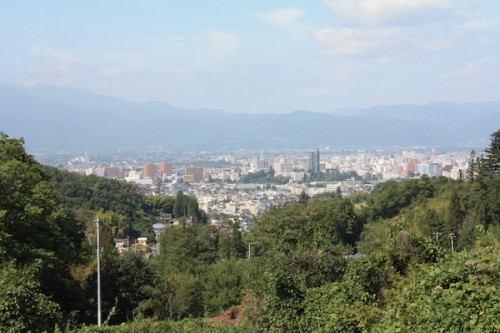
left=207, top=305, right=244, bottom=324
left=206, top=293, right=256, bottom=325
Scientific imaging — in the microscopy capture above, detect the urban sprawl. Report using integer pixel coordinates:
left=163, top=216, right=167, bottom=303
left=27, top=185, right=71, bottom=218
left=38, top=148, right=472, bottom=231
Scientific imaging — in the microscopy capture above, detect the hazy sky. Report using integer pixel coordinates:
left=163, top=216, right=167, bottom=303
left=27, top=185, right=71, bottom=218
left=1, top=1, right=500, bottom=113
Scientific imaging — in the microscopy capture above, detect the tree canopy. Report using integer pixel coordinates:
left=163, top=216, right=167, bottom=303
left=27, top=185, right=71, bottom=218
left=1, top=130, right=499, bottom=332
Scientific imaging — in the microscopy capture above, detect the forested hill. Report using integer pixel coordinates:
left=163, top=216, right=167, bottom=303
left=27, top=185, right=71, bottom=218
left=1, top=84, right=499, bottom=150
left=0, top=130, right=498, bottom=332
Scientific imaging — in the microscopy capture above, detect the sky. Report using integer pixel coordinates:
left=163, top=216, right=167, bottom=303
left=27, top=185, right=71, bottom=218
left=1, top=0, right=500, bottom=114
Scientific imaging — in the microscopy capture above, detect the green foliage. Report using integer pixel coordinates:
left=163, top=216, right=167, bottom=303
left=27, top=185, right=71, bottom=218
left=0, top=133, right=86, bottom=324
left=250, top=195, right=365, bottom=331
left=84, top=253, right=154, bottom=325
left=364, top=177, right=434, bottom=222
left=254, top=196, right=362, bottom=258
left=44, top=167, right=149, bottom=238
left=218, top=222, right=246, bottom=259
left=45, top=167, right=143, bottom=220
left=0, top=261, right=62, bottom=332
left=295, top=255, right=391, bottom=333
left=252, top=202, right=308, bottom=254
left=356, top=220, right=390, bottom=254
left=239, top=169, right=290, bottom=184
left=298, top=191, right=310, bottom=205
left=343, top=253, right=393, bottom=298
left=159, top=225, right=219, bottom=272
left=306, top=196, right=362, bottom=246
left=74, top=318, right=256, bottom=333
left=255, top=263, right=306, bottom=332
left=466, top=130, right=500, bottom=230
left=374, top=247, right=500, bottom=332
left=173, top=191, right=206, bottom=222
left=139, top=224, right=248, bottom=320
left=142, top=194, right=175, bottom=216
left=302, top=281, right=381, bottom=333
left=0, top=135, right=84, bottom=266
left=357, top=173, right=497, bottom=256
left=445, top=192, right=465, bottom=235
left=252, top=245, right=350, bottom=332
left=2, top=130, right=499, bottom=331
left=483, top=129, right=500, bottom=175
left=470, top=172, right=500, bottom=230
left=45, top=167, right=207, bottom=238
left=202, top=260, right=245, bottom=315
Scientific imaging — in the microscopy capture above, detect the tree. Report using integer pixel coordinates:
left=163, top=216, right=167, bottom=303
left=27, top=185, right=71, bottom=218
left=218, top=222, right=245, bottom=259
left=0, top=133, right=85, bottom=319
left=298, top=191, right=310, bottom=205
left=142, top=194, right=174, bottom=216
left=306, top=197, right=362, bottom=247
left=467, top=130, right=500, bottom=229
left=417, top=174, right=435, bottom=200
left=202, top=260, right=245, bottom=315
left=483, top=129, right=500, bottom=175
left=84, top=252, right=154, bottom=324
left=172, top=191, right=205, bottom=222
left=374, top=247, right=499, bottom=332
left=419, top=208, right=444, bottom=240
left=0, top=261, right=62, bottom=332
left=467, top=150, right=477, bottom=181
left=445, top=193, right=464, bottom=236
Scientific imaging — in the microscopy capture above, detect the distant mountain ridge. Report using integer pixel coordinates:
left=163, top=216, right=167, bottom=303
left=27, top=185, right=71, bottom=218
left=0, top=84, right=498, bottom=151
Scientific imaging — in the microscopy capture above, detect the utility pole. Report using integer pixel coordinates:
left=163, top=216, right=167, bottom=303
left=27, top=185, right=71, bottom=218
left=95, top=217, right=101, bottom=328
left=448, top=232, right=456, bottom=253
left=433, top=232, right=442, bottom=242
left=248, top=242, right=257, bottom=259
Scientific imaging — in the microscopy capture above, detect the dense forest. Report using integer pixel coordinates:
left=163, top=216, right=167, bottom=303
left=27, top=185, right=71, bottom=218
left=0, top=130, right=498, bottom=332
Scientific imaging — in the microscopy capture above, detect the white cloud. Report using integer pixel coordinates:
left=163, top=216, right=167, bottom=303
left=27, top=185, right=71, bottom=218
left=29, top=46, right=81, bottom=70
left=168, top=36, right=185, bottom=42
left=314, top=26, right=406, bottom=57
left=463, top=18, right=500, bottom=31
left=313, top=17, right=469, bottom=63
left=258, top=8, right=305, bottom=26
left=26, top=46, right=95, bottom=85
left=442, top=56, right=500, bottom=79
left=299, top=87, right=332, bottom=97
left=103, top=36, right=190, bottom=70
left=313, top=1, right=465, bottom=65
left=98, top=67, right=125, bottom=77
left=196, top=30, right=241, bottom=67
left=132, top=35, right=186, bottom=46
left=320, top=62, right=375, bottom=81
left=104, top=52, right=149, bottom=67
left=207, top=30, right=240, bottom=56
left=324, top=0, right=454, bottom=26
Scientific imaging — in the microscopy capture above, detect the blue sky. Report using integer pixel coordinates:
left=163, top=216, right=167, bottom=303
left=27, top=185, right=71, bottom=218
left=1, top=0, right=500, bottom=113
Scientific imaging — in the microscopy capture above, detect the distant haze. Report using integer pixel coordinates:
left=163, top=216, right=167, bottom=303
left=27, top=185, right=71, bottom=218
left=1, top=84, right=498, bottom=151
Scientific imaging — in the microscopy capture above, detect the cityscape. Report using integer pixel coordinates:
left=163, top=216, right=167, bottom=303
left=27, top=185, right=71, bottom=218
left=1, top=0, right=499, bottom=331
left=38, top=147, right=471, bottom=225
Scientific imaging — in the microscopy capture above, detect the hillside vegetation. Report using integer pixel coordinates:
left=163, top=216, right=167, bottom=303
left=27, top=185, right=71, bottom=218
left=0, top=130, right=498, bottom=332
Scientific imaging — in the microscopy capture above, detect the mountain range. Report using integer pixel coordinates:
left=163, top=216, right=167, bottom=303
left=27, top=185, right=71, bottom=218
left=1, top=83, right=499, bottom=151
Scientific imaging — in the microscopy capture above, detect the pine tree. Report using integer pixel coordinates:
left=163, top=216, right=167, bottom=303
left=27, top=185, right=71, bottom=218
left=445, top=193, right=464, bottom=235
left=483, top=129, right=500, bottom=175
left=467, top=150, right=477, bottom=181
